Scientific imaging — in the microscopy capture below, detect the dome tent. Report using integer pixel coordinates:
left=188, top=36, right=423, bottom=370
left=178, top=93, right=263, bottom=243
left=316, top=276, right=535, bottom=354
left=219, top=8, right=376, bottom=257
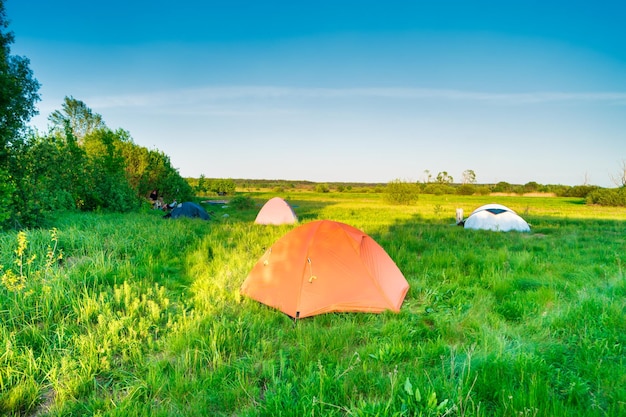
left=241, top=220, right=409, bottom=319
left=165, top=202, right=211, bottom=220
left=463, top=203, right=530, bottom=232
left=254, top=197, right=297, bottom=225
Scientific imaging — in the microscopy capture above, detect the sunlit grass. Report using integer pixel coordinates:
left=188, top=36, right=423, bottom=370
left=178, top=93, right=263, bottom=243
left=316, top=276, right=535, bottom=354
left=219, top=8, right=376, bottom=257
left=0, top=193, right=625, bottom=416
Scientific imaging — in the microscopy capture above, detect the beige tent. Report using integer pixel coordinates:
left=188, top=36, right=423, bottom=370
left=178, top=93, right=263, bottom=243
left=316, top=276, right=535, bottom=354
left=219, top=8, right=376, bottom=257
left=254, top=197, right=297, bottom=225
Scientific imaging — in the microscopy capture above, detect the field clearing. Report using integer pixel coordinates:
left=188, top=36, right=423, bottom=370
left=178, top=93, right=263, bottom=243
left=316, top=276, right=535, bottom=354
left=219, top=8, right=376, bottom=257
left=1, top=192, right=625, bottom=416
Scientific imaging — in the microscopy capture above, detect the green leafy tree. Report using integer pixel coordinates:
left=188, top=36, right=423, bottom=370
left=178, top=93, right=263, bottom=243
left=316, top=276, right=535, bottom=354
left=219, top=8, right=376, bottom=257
left=117, top=139, right=193, bottom=203
left=80, top=129, right=139, bottom=212
left=48, top=96, right=106, bottom=143
left=195, top=174, right=208, bottom=194
left=0, top=0, right=40, bottom=227
left=17, top=127, right=86, bottom=213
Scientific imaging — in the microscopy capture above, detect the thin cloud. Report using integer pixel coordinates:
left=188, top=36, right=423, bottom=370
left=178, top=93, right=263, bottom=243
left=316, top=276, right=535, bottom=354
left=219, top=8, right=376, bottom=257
left=86, top=86, right=626, bottom=110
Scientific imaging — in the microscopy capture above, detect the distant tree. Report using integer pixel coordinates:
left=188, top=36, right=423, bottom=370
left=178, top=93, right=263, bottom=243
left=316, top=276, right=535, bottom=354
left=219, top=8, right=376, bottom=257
left=436, top=171, right=453, bottom=184
left=461, top=169, right=477, bottom=185
left=422, top=170, right=433, bottom=183
left=493, top=181, right=513, bottom=193
left=210, top=178, right=236, bottom=196
left=523, top=181, right=540, bottom=193
left=195, top=174, right=208, bottom=194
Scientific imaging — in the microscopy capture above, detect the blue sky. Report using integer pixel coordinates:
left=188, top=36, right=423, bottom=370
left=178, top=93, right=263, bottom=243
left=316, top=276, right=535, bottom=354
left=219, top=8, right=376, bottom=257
left=6, top=0, right=626, bottom=186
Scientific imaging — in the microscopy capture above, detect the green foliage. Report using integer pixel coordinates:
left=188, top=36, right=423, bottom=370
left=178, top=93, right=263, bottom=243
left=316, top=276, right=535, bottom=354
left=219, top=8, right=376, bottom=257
left=385, top=179, right=420, bottom=204
left=80, top=129, right=140, bottom=212
left=228, top=195, right=256, bottom=210
left=210, top=178, right=237, bottom=196
left=564, top=185, right=600, bottom=198
left=315, top=183, right=330, bottom=193
left=48, top=96, right=106, bottom=141
left=493, top=181, right=513, bottom=193
left=523, top=181, right=540, bottom=193
left=0, top=1, right=40, bottom=165
left=0, top=92, right=192, bottom=227
left=586, top=187, right=626, bottom=206
left=116, top=132, right=193, bottom=203
left=0, top=168, right=15, bottom=225
left=422, top=183, right=455, bottom=195
left=457, top=183, right=476, bottom=195
left=474, top=185, right=492, bottom=195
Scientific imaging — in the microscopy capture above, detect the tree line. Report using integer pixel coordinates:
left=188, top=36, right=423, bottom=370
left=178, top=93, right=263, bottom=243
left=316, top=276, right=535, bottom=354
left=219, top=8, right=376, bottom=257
left=0, top=2, right=192, bottom=229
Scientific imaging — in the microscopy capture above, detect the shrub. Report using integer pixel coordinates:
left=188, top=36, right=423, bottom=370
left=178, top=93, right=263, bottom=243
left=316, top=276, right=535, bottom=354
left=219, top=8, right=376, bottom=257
left=564, top=185, right=600, bottom=198
left=229, top=195, right=256, bottom=210
left=315, top=183, right=330, bottom=193
left=422, top=184, right=455, bottom=195
left=586, top=187, right=626, bottom=207
left=475, top=186, right=492, bottom=196
left=210, top=178, right=236, bottom=196
left=385, top=179, right=419, bottom=205
left=493, top=181, right=513, bottom=193
left=456, top=184, right=476, bottom=196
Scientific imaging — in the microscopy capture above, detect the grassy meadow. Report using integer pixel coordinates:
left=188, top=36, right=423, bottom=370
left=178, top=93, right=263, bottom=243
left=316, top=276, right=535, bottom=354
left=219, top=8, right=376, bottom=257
left=1, top=191, right=625, bottom=416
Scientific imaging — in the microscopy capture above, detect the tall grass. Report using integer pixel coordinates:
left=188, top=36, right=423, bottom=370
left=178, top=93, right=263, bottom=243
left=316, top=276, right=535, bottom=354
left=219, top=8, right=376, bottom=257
left=0, top=194, right=625, bottom=416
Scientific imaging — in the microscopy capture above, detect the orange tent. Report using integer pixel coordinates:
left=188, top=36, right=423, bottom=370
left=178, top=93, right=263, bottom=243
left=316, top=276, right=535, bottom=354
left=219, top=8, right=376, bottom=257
left=254, top=197, right=298, bottom=225
left=241, top=220, right=409, bottom=318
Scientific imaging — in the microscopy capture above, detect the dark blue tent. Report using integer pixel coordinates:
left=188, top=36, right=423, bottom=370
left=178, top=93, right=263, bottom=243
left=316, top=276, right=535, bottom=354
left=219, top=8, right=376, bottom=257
left=166, top=202, right=210, bottom=220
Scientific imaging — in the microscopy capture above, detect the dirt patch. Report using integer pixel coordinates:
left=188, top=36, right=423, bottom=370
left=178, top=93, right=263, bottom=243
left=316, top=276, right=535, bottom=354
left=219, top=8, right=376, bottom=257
left=30, top=388, right=55, bottom=417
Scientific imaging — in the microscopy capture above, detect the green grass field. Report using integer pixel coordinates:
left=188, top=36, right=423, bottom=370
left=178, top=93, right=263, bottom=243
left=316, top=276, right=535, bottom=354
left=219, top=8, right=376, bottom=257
left=1, top=192, right=625, bottom=416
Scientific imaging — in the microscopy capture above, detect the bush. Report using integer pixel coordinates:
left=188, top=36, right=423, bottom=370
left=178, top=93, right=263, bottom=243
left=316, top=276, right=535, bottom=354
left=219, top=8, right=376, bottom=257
left=492, top=181, right=513, bottom=193
left=586, top=187, right=626, bottom=207
left=315, top=183, right=330, bottom=193
left=210, top=178, right=236, bottom=196
left=475, top=186, right=492, bottom=196
left=385, top=179, right=419, bottom=205
left=422, top=184, right=455, bottom=195
left=456, top=184, right=476, bottom=196
left=229, top=195, right=256, bottom=210
left=564, top=185, right=600, bottom=198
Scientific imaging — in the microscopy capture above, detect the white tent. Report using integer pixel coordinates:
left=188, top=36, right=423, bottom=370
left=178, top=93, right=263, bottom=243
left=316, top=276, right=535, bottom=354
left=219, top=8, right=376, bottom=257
left=463, top=203, right=530, bottom=232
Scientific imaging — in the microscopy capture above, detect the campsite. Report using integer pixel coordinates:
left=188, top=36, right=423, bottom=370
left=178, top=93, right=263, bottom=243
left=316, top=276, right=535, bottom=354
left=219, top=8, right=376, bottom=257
left=1, top=189, right=624, bottom=416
